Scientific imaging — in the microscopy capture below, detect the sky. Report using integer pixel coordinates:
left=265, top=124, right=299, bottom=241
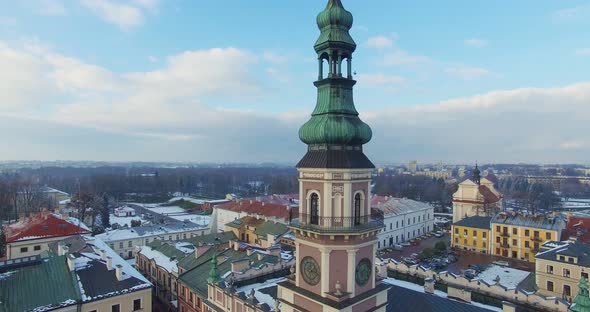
left=1, top=0, right=590, bottom=165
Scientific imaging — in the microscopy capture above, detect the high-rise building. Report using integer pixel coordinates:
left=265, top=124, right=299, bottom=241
left=408, top=160, right=418, bottom=173
left=276, top=1, right=389, bottom=311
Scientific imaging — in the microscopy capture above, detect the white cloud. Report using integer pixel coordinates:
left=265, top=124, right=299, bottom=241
left=464, top=38, right=489, bottom=48
left=148, top=55, right=158, bottom=63
left=263, top=51, right=289, bottom=64
left=358, top=74, right=405, bottom=89
left=575, top=48, right=590, bottom=56
left=80, top=0, right=156, bottom=30
left=446, top=66, right=492, bottom=80
left=37, top=0, right=67, bottom=16
left=553, top=4, right=590, bottom=22
left=366, top=36, right=394, bottom=49
left=378, top=50, right=432, bottom=66
left=1, top=41, right=590, bottom=164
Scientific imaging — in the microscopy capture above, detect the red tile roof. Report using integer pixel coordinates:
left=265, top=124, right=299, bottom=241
left=214, top=199, right=298, bottom=221
left=479, top=185, right=501, bottom=204
left=564, top=215, right=590, bottom=245
left=4, top=211, right=91, bottom=243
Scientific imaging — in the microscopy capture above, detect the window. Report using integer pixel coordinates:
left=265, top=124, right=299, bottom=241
left=472, top=240, right=477, bottom=246
left=110, top=243, right=114, bottom=249
left=169, top=235, right=172, bottom=240
left=547, top=281, right=554, bottom=291
left=128, top=241, right=132, bottom=247
left=145, top=239, right=149, bottom=245
left=408, top=218, right=410, bottom=225
left=582, top=272, right=589, bottom=280
left=464, top=229, right=468, bottom=236
left=455, top=228, right=458, bottom=234
left=525, top=229, right=530, bottom=236
left=183, top=234, right=187, bottom=239
left=20, top=247, right=28, bottom=253
left=564, top=285, right=571, bottom=297
left=119, top=242, right=123, bottom=248
left=483, top=242, right=486, bottom=248
left=176, top=234, right=179, bottom=240
left=482, top=232, right=486, bottom=238
left=133, top=299, right=142, bottom=311
left=513, top=228, right=517, bottom=235
left=496, top=237, right=500, bottom=243
left=564, top=268, right=571, bottom=278
left=189, top=292, right=193, bottom=303
left=396, top=221, right=399, bottom=228
left=354, top=193, right=362, bottom=225
left=547, top=265, right=554, bottom=274
left=568, top=257, right=575, bottom=263
left=413, top=217, right=416, bottom=223
left=418, top=216, right=421, bottom=222
left=546, top=232, right=551, bottom=240
left=309, top=193, right=320, bottom=225
left=34, top=245, right=41, bottom=251
left=112, top=304, right=121, bottom=312
left=390, top=223, right=392, bottom=230
left=473, top=230, right=477, bottom=237
left=496, top=226, right=500, bottom=232
left=512, top=239, right=517, bottom=246
left=402, top=220, right=404, bottom=226
left=455, top=238, right=458, bottom=243
left=534, top=231, right=539, bottom=237
left=560, top=256, right=566, bottom=261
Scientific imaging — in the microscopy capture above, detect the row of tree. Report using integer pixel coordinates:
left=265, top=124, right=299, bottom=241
left=373, top=175, right=458, bottom=208
left=497, top=177, right=561, bottom=212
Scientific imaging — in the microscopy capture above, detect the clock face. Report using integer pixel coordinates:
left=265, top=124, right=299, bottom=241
left=355, top=258, right=371, bottom=286
left=300, top=256, right=321, bottom=286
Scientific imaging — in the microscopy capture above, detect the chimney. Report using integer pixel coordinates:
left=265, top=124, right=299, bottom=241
left=195, top=246, right=210, bottom=259
left=257, top=253, right=264, bottom=261
left=115, top=264, right=123, bottom=281
left=247, top=249, right=253, bottom=256
left=502, top=301, right=516, bottom=312
left=424, top=277, right=435, bottom=294
left=106, top=256, right=113, bottom=270
left=269, top=247, right=281, bottom=257
left=100, top=249, right=107, bottom=261
left=58, top=243, right=66, bottom=256
left=67, top=254, right=76, bottom=271
left=233, top=241, right=240, bottom=251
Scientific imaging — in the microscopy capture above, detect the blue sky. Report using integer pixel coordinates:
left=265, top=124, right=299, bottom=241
left=1, top=0, right=590, bottom=164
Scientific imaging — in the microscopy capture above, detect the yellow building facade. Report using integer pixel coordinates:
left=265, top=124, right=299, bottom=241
left=451, top=216, right=491, bottom=254
left=535, top=241, right=590, bottom=302
left=491, top=213, right=566, bottom=263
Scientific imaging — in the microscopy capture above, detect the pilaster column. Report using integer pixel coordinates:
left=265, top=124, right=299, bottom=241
left=295, top=241, right=301, bottom=287
left=347, top=249, right=358, bottom=296
left=318, top=58, right=323, bottom=80
left=321, top=248, right=332, bottom=296
left=347, top=57, right=352, bottom=78
left=337, top=54, right=342, bottom=77
left=328, top=55, right=333, bottom=77
left=372, top=243, right=377, bottom=288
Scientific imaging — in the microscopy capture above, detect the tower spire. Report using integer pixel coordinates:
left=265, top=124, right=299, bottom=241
left=207, top=252, right=222, bottom=284
left=298, top=0, right=373, bottom=169
left=473, top=162, right=481, bottom=185
left=572, top=277, right=590, bottom=312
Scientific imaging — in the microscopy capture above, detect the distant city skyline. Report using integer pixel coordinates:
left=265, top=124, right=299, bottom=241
left=1, top=0, right=590, bottom=163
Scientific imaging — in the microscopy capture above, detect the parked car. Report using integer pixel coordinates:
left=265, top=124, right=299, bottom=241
left=401, top=242, right=411, bottom=247
left=280, top=253, right=294, bottom=261
left=393, top=244, right=404, bottom=251
left=434, top=231, right=444, bottom=238
left=516, top=265, right=532, bottom=272
left=410, top=240, right=420, bottom=246
left=492, top=260, right=510, bottom=267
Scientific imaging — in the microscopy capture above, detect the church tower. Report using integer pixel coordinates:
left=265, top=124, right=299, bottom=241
left=277, top=1, right=389, bottom=311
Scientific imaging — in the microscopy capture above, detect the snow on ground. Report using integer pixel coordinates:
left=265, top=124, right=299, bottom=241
left=476, top=265, right=530, bottom=289
left=109, top=214, right=143, bottom=227
left=168, top=214, right=210, bottom=226
left=168, top=197, right=206, bottom=204
left=146, top=206, right=186, bottom=214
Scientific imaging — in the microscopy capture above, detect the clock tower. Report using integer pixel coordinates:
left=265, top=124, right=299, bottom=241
left=277, top=1, right=390, bottom=311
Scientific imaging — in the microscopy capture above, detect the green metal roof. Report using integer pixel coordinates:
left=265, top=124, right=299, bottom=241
left=314, top=0, right=356, bottom=51
left=254, top=222, right=288, bottom=239
left=0, top=255, right=80, bottom=312
left=147, top=240, right=188, bottom=260
left=572, top=277, right=590, bottom=312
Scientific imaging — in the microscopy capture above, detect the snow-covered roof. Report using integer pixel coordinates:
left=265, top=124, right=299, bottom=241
left=138, top=245, right=179, bottom=274
left=96, top=222, right=207, bottom=242
left=475, top=265, right=530, bottom=289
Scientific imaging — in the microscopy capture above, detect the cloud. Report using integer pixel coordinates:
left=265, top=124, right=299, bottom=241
left=263, top=51, right=289, bottom=64
left=464, top=38, right=489, bottom=48
left=80, top=0, right=157, bottom=30
left=553, top=4, right=590, bottom=22
left=366, top=36, right=395, bottom=49
left=1, top=41, right=590, bottom=164
left=446, top=66, right=493, bottom=80
left=378, top=50, right=432, bottom=67
left=358, top=74, right=405, bottom=89
left=575, top=48, right=590, bottom=56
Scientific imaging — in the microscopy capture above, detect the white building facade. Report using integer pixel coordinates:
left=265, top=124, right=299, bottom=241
left=372, top=197, right=435, bottom=249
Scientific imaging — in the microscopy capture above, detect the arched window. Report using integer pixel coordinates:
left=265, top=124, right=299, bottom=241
left=354, top=193, right=362, bottom=225
left=310, top=193, right=319, bottom=225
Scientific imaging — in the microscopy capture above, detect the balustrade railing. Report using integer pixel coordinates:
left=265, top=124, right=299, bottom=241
left=290, top=213, right=384, bottom=233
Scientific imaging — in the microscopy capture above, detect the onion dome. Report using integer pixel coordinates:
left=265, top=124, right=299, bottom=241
left=314, top=0, right=356, bottom=51
left=299, top=113, right=372, bottom=145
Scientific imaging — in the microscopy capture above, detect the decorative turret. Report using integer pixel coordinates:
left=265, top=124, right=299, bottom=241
left=472, top=163, right=481, bottom=185
left=297, top=0, right=373, bottom=169
left=571, top=277, right=590, bottom=312
left=207, top=252, right=222, bottom=284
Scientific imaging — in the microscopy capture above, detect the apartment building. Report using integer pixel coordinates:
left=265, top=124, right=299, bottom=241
left=451, top=216, right=491, bottom=253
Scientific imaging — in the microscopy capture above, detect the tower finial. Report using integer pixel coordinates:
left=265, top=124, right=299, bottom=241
left=207, top=252, right=223, bottom=284
left=473, top=162, right=481, bottom=185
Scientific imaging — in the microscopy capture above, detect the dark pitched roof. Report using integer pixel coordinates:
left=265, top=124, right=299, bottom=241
left=296, top=149, right=375, bottom=169
left=386, top=284, right=493, bottom=312
left=478, top=185, right=500, bottom=204
left=453, top=216, right=492, bottom=230
left=75, top=257, right=149, bottom=300
left=536, top=241, right=590, bottom=267
left=491, top=213, right=566, bottom=231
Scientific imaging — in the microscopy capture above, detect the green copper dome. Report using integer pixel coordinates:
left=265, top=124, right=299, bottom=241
left=314, top=0, right=356, bottom=51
